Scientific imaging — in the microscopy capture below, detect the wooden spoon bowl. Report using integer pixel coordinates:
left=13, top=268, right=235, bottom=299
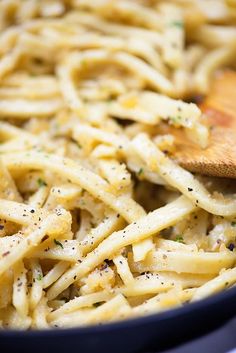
left=173, top=70, right=236, bottom=178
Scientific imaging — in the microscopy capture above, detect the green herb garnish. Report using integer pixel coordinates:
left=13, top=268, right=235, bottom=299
left=54, top=239, right=64, bottom=249
left=37, top=178, right=47, bottom=187
left=175, top=235, right=185, bottom=243
left=137, top=168, right=143, bottom=176
left=37, top=274, right=42, bottom=281
left=170, top=21, right=183, bottom=28
left=169, top=115, right=182, bottom=124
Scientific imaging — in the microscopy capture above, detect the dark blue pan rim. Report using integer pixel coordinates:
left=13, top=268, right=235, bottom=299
left=1, top=284, right=236, bottom=337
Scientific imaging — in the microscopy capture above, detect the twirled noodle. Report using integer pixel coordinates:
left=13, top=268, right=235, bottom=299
left=0, top=0, right=235, bottom=330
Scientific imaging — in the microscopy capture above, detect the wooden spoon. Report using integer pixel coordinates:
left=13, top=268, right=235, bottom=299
left=172, top=70, right=236, bottom=178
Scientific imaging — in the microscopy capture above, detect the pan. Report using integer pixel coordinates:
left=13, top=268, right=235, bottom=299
left=1, top=285, right=236, bottom=353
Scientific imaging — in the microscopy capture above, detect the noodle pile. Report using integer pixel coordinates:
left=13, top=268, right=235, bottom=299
left=0, top=0, right=236, bottom=329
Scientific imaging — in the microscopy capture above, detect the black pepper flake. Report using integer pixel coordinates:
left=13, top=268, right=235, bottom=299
left=2, top=251, right=10, bottom=257
left=41, top=235, right=49, bottom=242
left=228, top=243, right=235, bottom=251
left=188, top=187, right=193, bottom=192
left=30, top=209, right=35, bottom=213
left=56, top=209, right=62, bottom=216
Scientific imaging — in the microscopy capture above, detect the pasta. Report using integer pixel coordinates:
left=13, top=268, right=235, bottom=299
left=0, top=0, right=235, bottom=330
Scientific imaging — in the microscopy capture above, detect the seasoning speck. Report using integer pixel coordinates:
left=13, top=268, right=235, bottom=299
left=54, top=239, right=64, bottom=249
left=37, top=178, right=47, bottom=187
left=2, top=251, right=10, bottom=257
left=175, top=235, right=185, bottom=244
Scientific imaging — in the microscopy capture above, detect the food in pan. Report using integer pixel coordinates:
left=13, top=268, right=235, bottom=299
left=0, top=0, right=235, bottom=329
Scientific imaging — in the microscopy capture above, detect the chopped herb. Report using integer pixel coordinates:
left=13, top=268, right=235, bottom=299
left=170, top=21, right=183, bottom=28
left=137, top=168, right=143, bottom=176
left=37, top=274, right=42, bottom=281
left=76, top=141, right=82, bottom=149
left=169, top=115, right=182, bottom=124
left=37, top=178, right=47, bottom=187
left=231, top=222, right=236, bottom=227
left=175, top=235, right=185, bottom=243
left=54, top=239, right=64, bottom=249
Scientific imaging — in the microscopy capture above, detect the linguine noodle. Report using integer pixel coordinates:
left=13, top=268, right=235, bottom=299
left=0, top=0, right=235, bottom=329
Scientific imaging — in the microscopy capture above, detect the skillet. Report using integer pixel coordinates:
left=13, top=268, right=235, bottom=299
left=1, top=285, right=236, bottom=353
